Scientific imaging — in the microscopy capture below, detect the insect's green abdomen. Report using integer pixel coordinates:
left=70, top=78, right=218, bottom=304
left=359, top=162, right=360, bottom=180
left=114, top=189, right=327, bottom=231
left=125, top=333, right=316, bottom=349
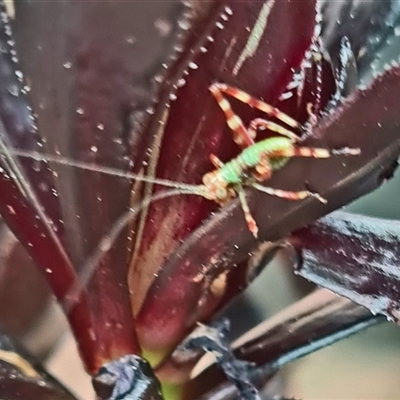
left=219, top=137, right=293, bottom=185
left=241, top=137, right=292, bottom=170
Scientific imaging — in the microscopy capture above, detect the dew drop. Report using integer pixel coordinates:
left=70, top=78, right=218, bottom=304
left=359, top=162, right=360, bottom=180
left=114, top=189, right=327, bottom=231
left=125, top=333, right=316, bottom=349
left=76, top=107, right=84, bottom=115
left=90, top=146, right=98, bottom=153
left=15, top=70, right=23, bottom=80
left=154, top=18, right=172, bottom=37
left=7, top=84, right=19, bottom=96
left=63, top=61, right=72, bottom=69
left=177, top=78, right=186, bottom=87
left=189, top=62, right=198, bottom=70
left=125, top=36, right=136, bottom=44
left=224, top=6, right=233, bottom=15
left=178, top=19, right=190, bottom=31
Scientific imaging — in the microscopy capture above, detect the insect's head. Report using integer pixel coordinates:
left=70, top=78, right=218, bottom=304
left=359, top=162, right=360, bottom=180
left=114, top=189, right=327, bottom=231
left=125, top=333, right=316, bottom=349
left=202, top=171, right=234, bottom=203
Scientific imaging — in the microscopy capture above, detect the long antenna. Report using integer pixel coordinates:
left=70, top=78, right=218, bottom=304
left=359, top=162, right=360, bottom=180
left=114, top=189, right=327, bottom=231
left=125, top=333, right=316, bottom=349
left=6, top=148, right=205, bottom=194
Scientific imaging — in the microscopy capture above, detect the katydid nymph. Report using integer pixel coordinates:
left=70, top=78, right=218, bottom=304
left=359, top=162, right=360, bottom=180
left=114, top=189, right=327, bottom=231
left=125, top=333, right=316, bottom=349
left=6, top=83, right=360, bottom=240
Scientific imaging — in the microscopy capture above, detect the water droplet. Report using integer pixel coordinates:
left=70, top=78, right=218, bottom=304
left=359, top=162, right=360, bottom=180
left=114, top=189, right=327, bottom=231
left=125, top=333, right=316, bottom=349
left=177, top=78, right=186, bottom=87
left=8, top=85, right=21, bottom=99
left=189, top=62, right=198, bottom=70
left=125, top=36, right=136, bottom=44
left=221, top=14, right=228, bottom=22
left=15, top=70, right=23, bottom=80
left=90, top=146, right=98, bottom=153
left=154, top=18, right=172, bottom=37
left=224, top=6, right=233, bottom=15
left=76, top=107, right=84, bottom=115
left=178, top=19, right=190, bottom=31
left=169, top=93, right=177, bottom=101
left=38, top=182, right=49, bottom=192
left=395, top=26, right=400, bottom=37
left=207, top=36, right=214, bottom=43
left=97, top=123, right=105, bottom=130
left=200, top=46, right=207, bottom=53
left=63, top=61, right=72, bottom=69
left=216, top=22, right=224, bottom=30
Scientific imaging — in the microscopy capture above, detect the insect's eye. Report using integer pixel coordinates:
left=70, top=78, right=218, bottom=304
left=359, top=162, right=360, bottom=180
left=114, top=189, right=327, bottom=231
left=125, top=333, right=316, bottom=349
left=215, top=187, right=228, bottom=201
left=202, top=173, right=213, bottom=186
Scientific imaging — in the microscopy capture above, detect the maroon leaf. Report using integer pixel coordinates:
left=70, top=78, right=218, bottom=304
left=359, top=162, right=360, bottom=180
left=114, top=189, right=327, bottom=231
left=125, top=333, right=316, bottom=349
left=320, top=0, right=394, bottom=70
left=0, top=2, right=130, bottom=371
left=136, top=60, right=400, bottom=359
left=184, top=289, right=382, bottom=399
left=0, top=329, right=78, bottom=400
left=290, top=211, right=400, bottom=322
left=1, top=0, right=190, bottom=373
left=136, top=1, right=315, bottom=360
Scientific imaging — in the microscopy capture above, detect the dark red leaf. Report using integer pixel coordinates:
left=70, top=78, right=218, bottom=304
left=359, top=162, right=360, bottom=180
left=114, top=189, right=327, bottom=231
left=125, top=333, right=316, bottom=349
left=320, top=0, right=394, bottom=70
left=0, top=329, right=78, bottom=400
left=291, top=211, right=400, bottom=322
left=184, top=289, right=382, bottom=399
left=1, top=0, right=190, bottom=372
left=132, top=0, right=318, bottom=312
left=136, top=60, right=400, bottom=358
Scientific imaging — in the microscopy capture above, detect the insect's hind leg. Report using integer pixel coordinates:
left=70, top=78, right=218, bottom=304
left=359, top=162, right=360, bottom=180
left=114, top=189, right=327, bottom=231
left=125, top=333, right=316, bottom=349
left=252, top=183, right=327, bottom=204
left=266, top=146, right=360, bottom=159
left=210, top=83, right=299, bottom=129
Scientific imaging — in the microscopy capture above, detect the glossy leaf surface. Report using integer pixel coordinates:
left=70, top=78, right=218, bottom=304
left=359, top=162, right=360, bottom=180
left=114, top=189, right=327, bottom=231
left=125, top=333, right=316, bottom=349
left=0, top=329, right=77, bottom=400
left=291, top=211, right=400, bottom=322
left=184, top=289, right=382, bottom=399
left=136, top=0, right=318, bottom=357
left=137, top=48, right=400, bottom=357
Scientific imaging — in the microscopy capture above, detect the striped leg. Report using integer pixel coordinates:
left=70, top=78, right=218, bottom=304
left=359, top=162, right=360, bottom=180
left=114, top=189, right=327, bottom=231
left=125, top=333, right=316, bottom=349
left=237, top=184, right=258, bottom=237
left=209, top=84, right=254, bottom=149
left=248, top=118, right=299, bottom=142
left=209, top=83, right=299, bottom=129
left=252, top=183, right=326, bottom=204
left=264, top=146, right=360, bottom=159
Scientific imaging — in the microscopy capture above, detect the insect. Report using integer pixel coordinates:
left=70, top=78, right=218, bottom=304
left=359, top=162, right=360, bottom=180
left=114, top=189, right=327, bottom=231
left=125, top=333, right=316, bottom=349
left=6, top=83, right=360, bottom=241
left=2, top=82, right=360, bottom=299
left=201, top=83, right=360, bottom=237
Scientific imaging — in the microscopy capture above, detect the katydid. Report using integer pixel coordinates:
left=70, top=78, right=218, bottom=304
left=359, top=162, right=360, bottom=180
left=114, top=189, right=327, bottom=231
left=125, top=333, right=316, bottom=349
left=4, top=83, right=360, bottom=240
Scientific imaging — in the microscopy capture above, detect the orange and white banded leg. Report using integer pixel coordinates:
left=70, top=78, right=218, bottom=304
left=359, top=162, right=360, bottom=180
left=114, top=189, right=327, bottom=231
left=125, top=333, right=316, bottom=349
left=265, top=146, right=360, bottom=159
left=209, top=154, right=224, bottom=169
left=237, top=184, right=258, bottom=237
left=209, top=83, right=299, bottom=129
left=248, top=118, right=299, bottom=142
left=252, top=183, right=327, bottom=204
left=209, top=85, right=254, bottom=149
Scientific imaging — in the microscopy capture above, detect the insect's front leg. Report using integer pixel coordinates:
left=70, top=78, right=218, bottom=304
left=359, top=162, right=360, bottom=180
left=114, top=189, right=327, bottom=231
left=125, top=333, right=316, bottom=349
left=209, top=84, right=255, bottom=149
left=209, top=83, right=299, bottom=129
